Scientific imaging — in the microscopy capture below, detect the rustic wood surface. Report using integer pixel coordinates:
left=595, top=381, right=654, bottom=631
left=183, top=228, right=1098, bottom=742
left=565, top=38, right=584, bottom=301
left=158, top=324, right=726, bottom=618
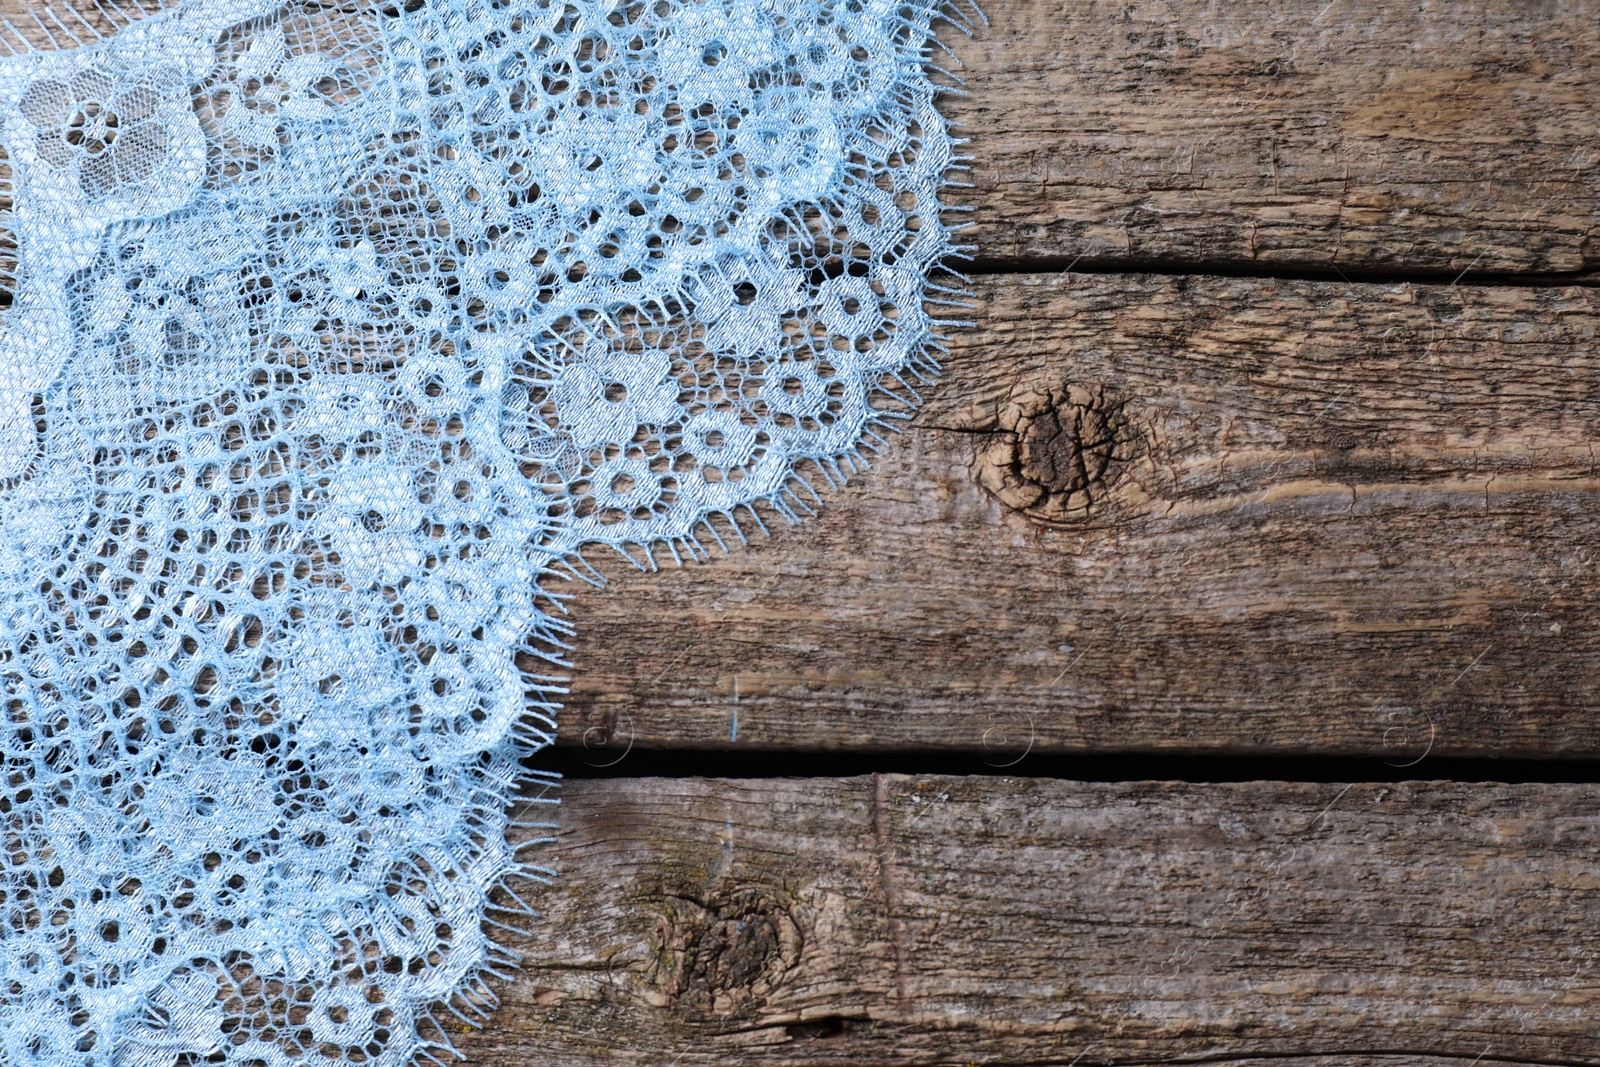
left=947, top=0, right=1600, bottom=276
left=9, top=0, right=1600, bottom=277
left=449, top=776, right=1600, bottom=1066
left=560, top=273, right=1600, bottom=758
left=4, top=2, right=1595, bottom=1065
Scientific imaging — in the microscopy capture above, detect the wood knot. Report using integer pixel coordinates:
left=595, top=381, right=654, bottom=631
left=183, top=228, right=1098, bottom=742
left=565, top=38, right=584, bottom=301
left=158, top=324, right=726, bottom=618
left=974, top=382, right=1139, bottom=526
left=647, top=888, right=803, bottom=1018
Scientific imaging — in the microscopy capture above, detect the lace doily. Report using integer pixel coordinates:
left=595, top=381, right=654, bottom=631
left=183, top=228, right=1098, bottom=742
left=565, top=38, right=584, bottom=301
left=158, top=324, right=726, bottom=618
left=0, top=0, right=969, bottom=1061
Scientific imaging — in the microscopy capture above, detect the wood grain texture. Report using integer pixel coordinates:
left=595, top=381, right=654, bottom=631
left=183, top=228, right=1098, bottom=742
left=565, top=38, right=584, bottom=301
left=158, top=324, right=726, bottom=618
left=4, top=0, right=1596, bottom=277
left=559, top=273, right=1600, bottom=759
left=0, top=4, right=1590, bottom=1065
left=452, top=775, right=1600, bottom=1066
left=948, top=0, right=1600, bottom=276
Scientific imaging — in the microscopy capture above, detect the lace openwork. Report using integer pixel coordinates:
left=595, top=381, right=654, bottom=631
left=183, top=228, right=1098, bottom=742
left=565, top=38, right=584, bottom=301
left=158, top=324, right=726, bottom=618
left=0, top=0, right=971, bottom=1061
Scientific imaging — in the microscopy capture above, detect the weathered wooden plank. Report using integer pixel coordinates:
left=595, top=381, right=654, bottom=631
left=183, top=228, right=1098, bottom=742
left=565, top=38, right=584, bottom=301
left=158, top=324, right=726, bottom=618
left=454, top=776, right=1600, bottom=1065
left=560, top=273, right=1600, bottom=759
left=949, top=0, right=1600, bottom=275
left=4, top=0, right=1596, bottom=276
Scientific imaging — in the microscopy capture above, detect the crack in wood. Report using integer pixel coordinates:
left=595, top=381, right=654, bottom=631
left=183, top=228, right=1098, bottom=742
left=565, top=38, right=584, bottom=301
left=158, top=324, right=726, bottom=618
left=870, top=773, right=913, bottom=1002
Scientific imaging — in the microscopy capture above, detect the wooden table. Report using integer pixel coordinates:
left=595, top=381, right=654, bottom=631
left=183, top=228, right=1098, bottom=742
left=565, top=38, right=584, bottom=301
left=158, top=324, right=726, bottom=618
left=491, top=2, right=1600, bottom=1063
left=14, top=0, right=1600, bottom=1063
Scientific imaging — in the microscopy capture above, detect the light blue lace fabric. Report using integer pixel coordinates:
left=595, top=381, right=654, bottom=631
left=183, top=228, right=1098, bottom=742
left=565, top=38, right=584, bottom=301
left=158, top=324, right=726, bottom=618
left=0, top=0, right=968, bottom=1061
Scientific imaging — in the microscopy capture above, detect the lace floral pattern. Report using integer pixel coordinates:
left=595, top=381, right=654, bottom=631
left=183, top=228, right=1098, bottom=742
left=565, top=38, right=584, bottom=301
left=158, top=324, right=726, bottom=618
left=0, top=0, right=968, bottom=1062
left=22, top=66, right=166, bottom=196
left=10, top=41, right=206, bottom=223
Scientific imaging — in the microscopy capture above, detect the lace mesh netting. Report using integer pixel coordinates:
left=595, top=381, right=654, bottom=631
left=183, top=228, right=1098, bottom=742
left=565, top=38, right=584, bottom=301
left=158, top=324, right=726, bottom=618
left=0, top=0, right=969, bottom=1060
